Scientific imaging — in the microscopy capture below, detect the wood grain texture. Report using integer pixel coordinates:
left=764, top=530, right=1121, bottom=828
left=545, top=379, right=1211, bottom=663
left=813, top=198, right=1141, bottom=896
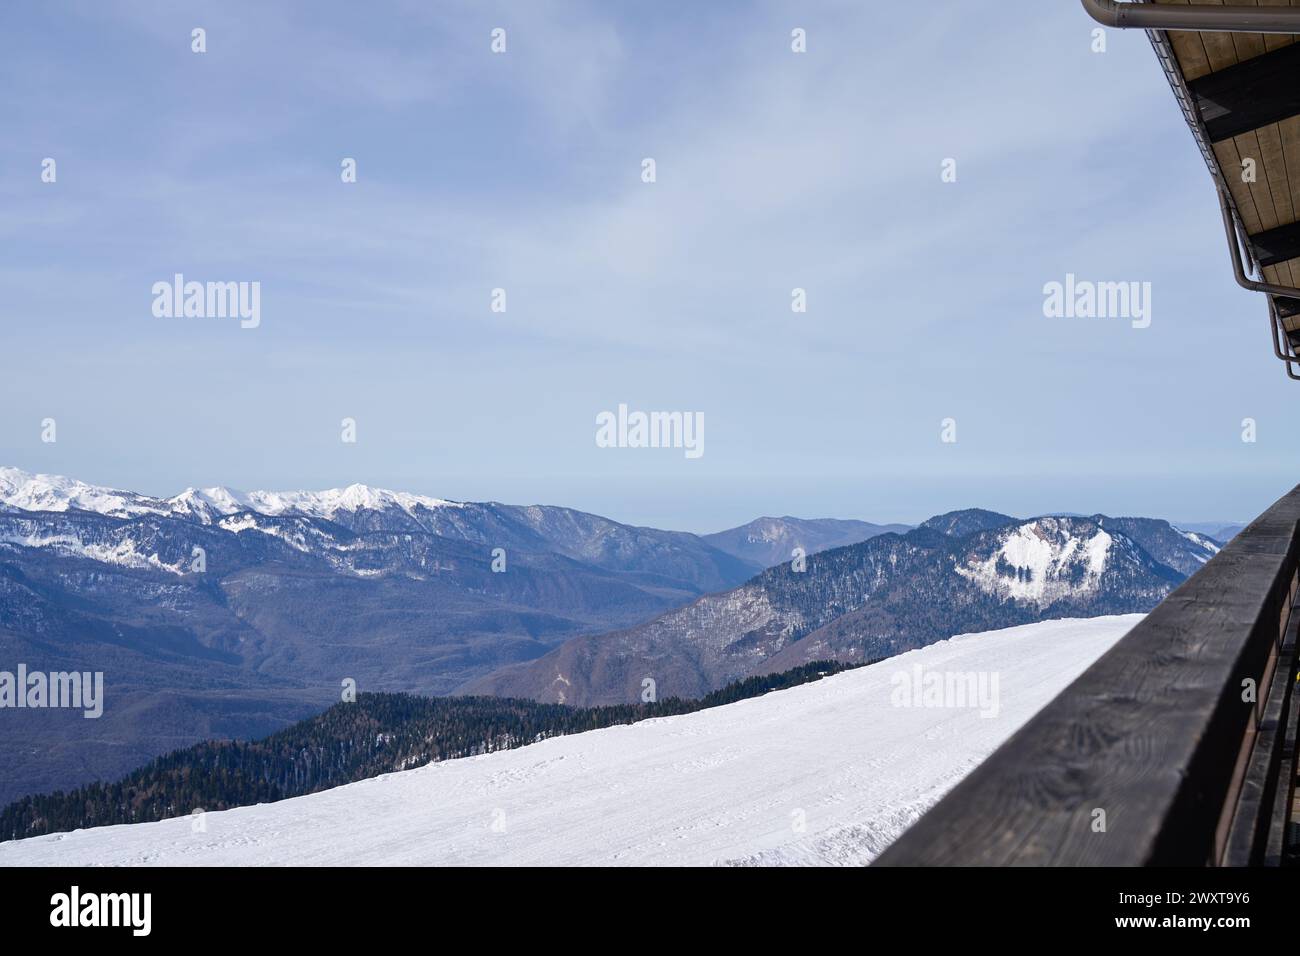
left=1162, top=7, right=1300, bottom=296
left=1159, top=0, right=1300, bottom=76
left=1224, top=611, right=1295, bottom=865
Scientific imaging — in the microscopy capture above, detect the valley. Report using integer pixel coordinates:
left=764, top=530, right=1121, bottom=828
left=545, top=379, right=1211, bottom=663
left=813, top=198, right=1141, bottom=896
left=0, top=467, right=1220, bottom=809
left=0, top=616, right=1142, bottom=866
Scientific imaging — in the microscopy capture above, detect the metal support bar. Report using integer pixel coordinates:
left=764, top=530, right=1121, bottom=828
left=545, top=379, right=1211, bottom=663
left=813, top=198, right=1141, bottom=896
left=1102, top=3, right=1300, bottom=380
left=1267, top=299, right=1300, bottom=380
left=1146, top=28, right=1223, bottom=183
left=1216, top=189, right=1295, bottom=299
left=1216, top=187, right=1300, bottom=377
left=1083, top=0, right=1300, bottom=34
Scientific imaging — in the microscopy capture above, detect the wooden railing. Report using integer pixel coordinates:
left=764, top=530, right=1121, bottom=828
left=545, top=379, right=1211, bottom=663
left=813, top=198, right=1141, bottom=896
left=875, top=486, right=1300, bottom=866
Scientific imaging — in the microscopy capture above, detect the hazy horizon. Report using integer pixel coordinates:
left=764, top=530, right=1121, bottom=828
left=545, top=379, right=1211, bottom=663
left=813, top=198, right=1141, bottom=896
left=0, top=460, right=1252, bottom=537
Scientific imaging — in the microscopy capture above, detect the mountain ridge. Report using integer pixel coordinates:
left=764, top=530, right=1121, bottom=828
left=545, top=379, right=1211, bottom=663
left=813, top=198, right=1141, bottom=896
left=0, top=466, right=1222, bottom=807
left=0, top=466, right=764, bottom=804
left=701, top=515, right=911, bottom=569
left=467, top=514, right=1217, bottom=706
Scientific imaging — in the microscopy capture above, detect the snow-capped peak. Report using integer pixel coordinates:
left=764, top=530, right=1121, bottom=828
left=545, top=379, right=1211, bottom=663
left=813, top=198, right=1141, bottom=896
left=0, top=466, right=169, bottom=518
left=166, top=486, right=251, bottom=522
left=231, top=483, right=461, bottom=519
left=0, top=467, right=460, bottom=522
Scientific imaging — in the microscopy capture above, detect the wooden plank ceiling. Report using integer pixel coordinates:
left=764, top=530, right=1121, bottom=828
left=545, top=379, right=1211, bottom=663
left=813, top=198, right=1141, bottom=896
left=1159, top=0, right=1300, bottom=329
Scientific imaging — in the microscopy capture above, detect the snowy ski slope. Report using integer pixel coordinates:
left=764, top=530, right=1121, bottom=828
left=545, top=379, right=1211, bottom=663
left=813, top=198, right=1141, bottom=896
left=0, top=615, right=1141, bottom=866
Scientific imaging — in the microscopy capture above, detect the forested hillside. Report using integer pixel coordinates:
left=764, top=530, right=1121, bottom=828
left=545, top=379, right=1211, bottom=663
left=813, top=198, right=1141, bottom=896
left=1, top=661, right=862, bottom=842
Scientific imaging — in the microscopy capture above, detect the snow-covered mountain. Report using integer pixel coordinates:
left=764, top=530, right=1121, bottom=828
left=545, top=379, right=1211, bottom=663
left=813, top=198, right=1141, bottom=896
left=1094, top=515, right=1220, bottom=576
left=0, top=616, right=1141, bottom=866
left=469, top=511, right=1214, bottom=706
left=0, top=466, right=755, bottom=589
left=0, top=466, right=460, bottom=523
left=0, top=468, right=1219, bottom=812
left=0, top=466, right=758, bottom=806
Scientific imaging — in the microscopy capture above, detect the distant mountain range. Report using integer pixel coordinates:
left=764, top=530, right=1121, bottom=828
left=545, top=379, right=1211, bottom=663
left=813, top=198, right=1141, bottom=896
left=0, top=467, right=756, bottom=591
left=0, top=467, right=760, bottom=803
left=468, top=511, right=1220, bottom=706
left=702, top=516, right=911, bottom=568
left=1174, top=520, right=1246, bottom=543
left=0, top=467, right=1222, bottom=805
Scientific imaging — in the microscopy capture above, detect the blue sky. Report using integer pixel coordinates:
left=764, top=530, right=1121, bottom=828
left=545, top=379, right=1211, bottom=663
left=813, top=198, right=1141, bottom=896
left=1, top=0, right=1294, bottom=532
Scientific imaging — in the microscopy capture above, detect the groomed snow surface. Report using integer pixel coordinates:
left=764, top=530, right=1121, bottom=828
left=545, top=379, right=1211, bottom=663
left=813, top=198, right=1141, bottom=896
left=1, top=615, right=1141, bottom=867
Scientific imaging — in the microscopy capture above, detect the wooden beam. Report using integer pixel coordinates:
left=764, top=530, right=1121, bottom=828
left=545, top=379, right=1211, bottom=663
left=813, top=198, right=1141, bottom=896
left=1190, top=41, right=1300, bottom=142
left=1251, top=219, right=1300, bottom=267
left=1274, top=295, right=1300, bottom=319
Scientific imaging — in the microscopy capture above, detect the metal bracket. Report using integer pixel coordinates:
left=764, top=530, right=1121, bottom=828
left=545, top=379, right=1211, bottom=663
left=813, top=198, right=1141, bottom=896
left=1219, top=188, right=1300, bottom=301
left=1268, top=299, right=1300, bottom=380
left=1217, top=188, right=1300, bottom=377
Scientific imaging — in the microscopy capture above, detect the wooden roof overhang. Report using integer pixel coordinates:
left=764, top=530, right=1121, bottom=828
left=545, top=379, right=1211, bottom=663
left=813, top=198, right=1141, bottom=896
left=1149, top=1, right=1300, bottom=377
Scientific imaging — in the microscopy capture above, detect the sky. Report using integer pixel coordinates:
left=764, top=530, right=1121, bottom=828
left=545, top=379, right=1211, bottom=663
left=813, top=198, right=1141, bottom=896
left=1, top=0, right=1295, bottom=533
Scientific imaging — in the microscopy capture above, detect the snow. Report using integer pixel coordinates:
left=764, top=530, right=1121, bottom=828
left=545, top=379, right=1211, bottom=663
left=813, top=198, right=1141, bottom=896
left=956, top=520, right=1111, bottom=604
left=0, top=468, right=465, bottom=573
left=168, top=487, right=249, bottom=522
left=0, top=614, right=1141, bottom=867
left=0, top=467, right=164, bottom=518
left=0, top=532, right=184, bottom=574
left=1084, top=528, right=1112, bottom=574
left=0, top=467, right=462, bottom=522
left=216, top=514, right=258, bottom=534
left=1175, top=528, right=1221, bottom=561
left=222, top=484, right=462, bottom=519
